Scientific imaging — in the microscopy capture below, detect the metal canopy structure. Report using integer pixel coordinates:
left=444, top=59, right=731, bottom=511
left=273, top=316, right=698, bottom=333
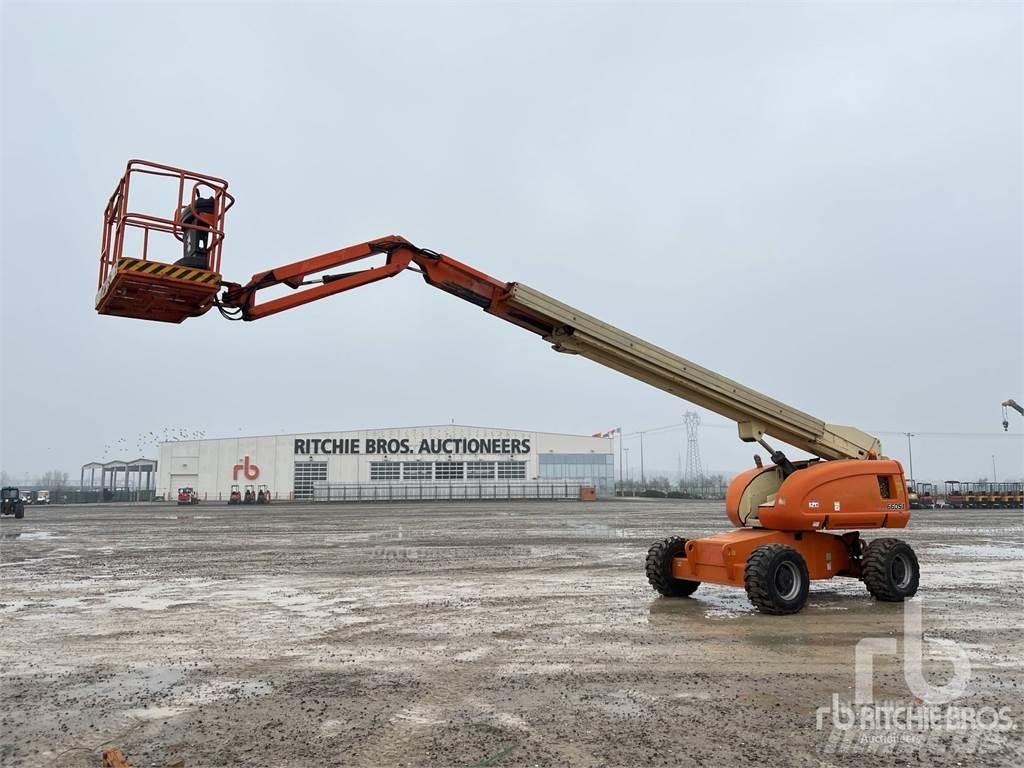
left=80, top=458, right=157, bottom=492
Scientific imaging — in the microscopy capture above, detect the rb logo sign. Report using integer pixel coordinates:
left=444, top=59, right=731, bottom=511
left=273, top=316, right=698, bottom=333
left=232, top=456, right=260, bottom=481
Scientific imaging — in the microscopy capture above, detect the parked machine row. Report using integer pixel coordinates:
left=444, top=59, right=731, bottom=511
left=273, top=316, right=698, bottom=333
left=228, top=484, right=272, bottom=505
left=176, top=485, right=274, bottom=505
left=941, top=481, right=1023, bottom=509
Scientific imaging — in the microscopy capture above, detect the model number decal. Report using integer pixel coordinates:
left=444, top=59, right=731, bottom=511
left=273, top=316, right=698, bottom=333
left=886, top=503, right=905, bottom=510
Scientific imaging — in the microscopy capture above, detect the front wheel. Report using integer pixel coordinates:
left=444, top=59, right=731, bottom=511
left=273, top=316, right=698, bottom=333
left=645, top=537, right=700, bottom=597
left=862, top=538, right=919, bottom=601
left=744, top=544, right=810, bottom=615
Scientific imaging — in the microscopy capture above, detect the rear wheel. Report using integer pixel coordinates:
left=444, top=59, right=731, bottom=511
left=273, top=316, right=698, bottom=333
left=14, top=507, right=24, bottom=519
left=645, top=537, right=700, bottom=597
left=744, top=544, right=810, bottom=615
left=862, top=538, right=919, bottom=601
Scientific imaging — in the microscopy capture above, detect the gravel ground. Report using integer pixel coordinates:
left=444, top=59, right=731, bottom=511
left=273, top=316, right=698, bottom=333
left=1, top=501, right=1021, bottom=767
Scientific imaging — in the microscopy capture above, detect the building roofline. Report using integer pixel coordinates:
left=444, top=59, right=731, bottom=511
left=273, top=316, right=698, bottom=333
left=81, top=458, right=157, bottom=469
left=156, top=423, right=614, bottom=446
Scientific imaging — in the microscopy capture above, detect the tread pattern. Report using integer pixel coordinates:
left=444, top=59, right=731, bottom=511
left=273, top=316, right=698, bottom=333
left=743, top=543, right=808, bottom=615
left=862, top=538, right=919, bottom=602
left=645, top=537, right=700, bottom=597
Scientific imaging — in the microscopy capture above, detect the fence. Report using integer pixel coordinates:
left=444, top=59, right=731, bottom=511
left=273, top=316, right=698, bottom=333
left=615, top=483, right=728, bottom=500
left=311, top=481, right=587, bottom=503
left=21, top=488, right=159, bottom=504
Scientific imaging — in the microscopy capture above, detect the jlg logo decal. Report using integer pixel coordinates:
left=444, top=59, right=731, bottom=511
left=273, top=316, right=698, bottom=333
left=233, top=456, right=260, bottom=480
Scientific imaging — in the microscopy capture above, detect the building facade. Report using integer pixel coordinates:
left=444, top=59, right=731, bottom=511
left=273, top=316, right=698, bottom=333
left=157, top=424, right=615, bottom=500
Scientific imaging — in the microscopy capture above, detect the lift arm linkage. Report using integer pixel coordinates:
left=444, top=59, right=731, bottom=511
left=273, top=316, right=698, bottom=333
left=219, top=236, right=881, bottom=463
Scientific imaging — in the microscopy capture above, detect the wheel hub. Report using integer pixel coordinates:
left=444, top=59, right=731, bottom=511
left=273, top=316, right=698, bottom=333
left=774, top=561, right=801, bottom=601
left=891, top=552, right=912, bottom=589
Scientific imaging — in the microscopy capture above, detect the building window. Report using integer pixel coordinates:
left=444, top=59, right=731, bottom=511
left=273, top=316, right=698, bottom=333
left=497, top=461, right=526, bottom=480
left=401, top=462, right=432, bottom=481
left=537, top=453, right=614, bottom=490
left=370, top=462, right=400, bottom=481
left=466, top=461, right=496, bottom=480
left=435, top=462, right=464, bottom=480
left=294, top=461, right=328, bottom=500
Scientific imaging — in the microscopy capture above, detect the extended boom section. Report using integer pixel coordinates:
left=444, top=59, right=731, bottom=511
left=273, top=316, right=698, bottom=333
left=499, top=284, right=881, bottom=462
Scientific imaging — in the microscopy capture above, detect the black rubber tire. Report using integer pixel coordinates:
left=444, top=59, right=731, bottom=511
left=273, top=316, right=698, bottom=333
left=744, top=544, right=810, bottom=615
left=645, top=537, right=700, bottom=597
left=14, top=509, right=24, bottom=519
left=862, top=538, right=919, bottom=602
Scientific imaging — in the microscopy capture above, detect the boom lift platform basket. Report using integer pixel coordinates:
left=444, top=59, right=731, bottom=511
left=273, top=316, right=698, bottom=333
left=96, top=160, right=234, bottom=323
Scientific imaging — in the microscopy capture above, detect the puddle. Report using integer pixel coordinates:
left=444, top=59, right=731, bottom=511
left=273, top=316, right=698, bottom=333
left=68, top=664, right=187, bottom=701
left=180, top=679, right=272, bottom=705
left=0, top=531, right=61, bottom=541
left=392, top=704, right=445, bottom=726
left=452, top=646, right=492, bottom=662
left=123, top=705, right=188, bottom=720
left=926, top=543, right=1022, bottom=559
left=13, top=597, right=86, bottom=616
left=108, top=586, right=186, bottom=611
left=320, top=719, right=346, bottom=736
left=0, top=554, right=80, bottom=567
left=209, top=584, right=359, bottom=618
left=589, top=690, right=647, bottom=717
left=647, top=589, right=755, bottom=619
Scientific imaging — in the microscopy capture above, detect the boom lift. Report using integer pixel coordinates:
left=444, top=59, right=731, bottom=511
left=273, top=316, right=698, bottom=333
left=94, top=160, right=921, bottom=614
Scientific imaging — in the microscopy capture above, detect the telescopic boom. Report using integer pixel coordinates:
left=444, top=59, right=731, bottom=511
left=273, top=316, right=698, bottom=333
left=217, top=236, right=882, bottom=463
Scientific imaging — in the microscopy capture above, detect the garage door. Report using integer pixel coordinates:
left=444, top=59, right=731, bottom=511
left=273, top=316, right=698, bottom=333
left=170, top=474, right=199, bottom=492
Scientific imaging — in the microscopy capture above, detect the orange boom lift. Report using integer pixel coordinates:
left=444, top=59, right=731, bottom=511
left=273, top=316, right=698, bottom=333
left=95, top=160, right=920, bottom=614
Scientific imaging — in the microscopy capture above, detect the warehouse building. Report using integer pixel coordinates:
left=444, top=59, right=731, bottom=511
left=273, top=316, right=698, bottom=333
left=157, top=424, right=615, bottom=501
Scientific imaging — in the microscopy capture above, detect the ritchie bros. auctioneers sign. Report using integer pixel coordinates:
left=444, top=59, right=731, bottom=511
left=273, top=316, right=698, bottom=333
left=294, top=436, right=532, bottom=456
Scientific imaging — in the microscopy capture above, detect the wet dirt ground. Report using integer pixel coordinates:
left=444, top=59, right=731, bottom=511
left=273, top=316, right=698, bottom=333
left=1, top=501, right=1021, bottom=767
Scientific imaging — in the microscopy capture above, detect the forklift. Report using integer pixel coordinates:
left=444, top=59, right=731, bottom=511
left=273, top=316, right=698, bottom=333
left=256, top=485, right=271, bottom=504
left=228, top=484, right=242, bottom=504
left=93, top=160, right=924, bottom=615
left=243, top=485, right=256, bottom=504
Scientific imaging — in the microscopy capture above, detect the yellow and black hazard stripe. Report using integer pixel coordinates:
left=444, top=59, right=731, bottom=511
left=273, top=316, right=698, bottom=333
left=117, top=257, right=220, bottom=285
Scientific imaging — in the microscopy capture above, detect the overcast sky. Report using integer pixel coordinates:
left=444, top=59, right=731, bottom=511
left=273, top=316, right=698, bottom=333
left=1, top=1, right=1021, bottom=485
